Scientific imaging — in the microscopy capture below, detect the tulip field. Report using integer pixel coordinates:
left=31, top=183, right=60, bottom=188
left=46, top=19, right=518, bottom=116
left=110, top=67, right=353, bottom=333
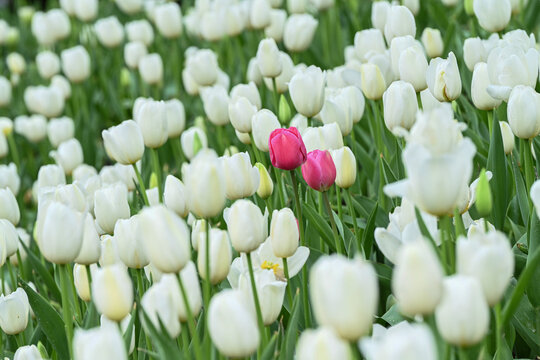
left=1, top=0, right=540, bottom=358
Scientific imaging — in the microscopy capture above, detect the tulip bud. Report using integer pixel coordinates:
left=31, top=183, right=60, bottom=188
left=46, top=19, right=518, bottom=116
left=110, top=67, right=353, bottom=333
left=154, top=2, right=182, bottom=38
left=421, top=28, right=443, bottom=58
left=0, top=288, right=29, bottom=335
left=474, top=0, right=511, bottom=32
left=310, top=255, right=378, bottom=340
left=0, top=133, right=7, bottom=158
left=256, top=38, right=282, bottom=78
left=301, top=150, right=336, bottom=192
left=0, top=219, right=18, bottom=258
left=50, top=75, right=71, bottom=99
left=124, top=41, right=147, bottom=69
left=222, top=152, right=260, bottom=200
left=186, top=49, right=219, bottom=87
left=283, top=14, right=318, bottom=52
left=384, top=5, right=416, bottom=44
left=74, top=264, right=95, bottom=302
left=254, top=163, right=273, bottom=200
left=247, top=58, right=263, bottom=85
left=270, top=208, right=299, bottom=258
left=113, top=216, right=148, bottom=269
left=330, top=146, right=356, bottom=189
left=265, top=9, right=286, bottom=42
left=61, top=46, right=90, bottom=83
left=36, top=51, right=60, bottom=79
left=126, top=19, right=154, bottom=46
left=471, top=62, right=502, bottom=111
left=138, top=53, right=163, bottom=85
left=392, top=240, right=444, bottom=316
left=426, top=52, right=462, bottom=102
left=102, top=120, right=145, bottom=165
left=164, top=175, right=188, bottom=218
left=303, top=123, right=344, bottom=153
left=141, top=281, right=181, bottom=338
left=297, top=327, right=351, bottom=360
left=197, top=228, right=232, bottom=284
left=135, top=100, right=168, bottom=148
left=181, top=127, right=208, bottom=160
left=289, top=66, right=325, bottom=118
left=474, top=169, right=492, bottom=217
left=73, top=321, right=127, bottom=360
left=507, top=85, right=540, bottom=139
left=225, top=199, right=267, bottom=253
left=435, top=275, right=489, bottom=346
left=269, top=127, right=307, bottom=170
left=397, top=45, right=428, bottom=92
left=115, top=0, right=142, bottom=14
left=164, top=99, right=186, bottom=139
left=92, top=264, right=133, bottom=321
left=487, top=46, right=538, bottom=92
left=360, top=63, right=386, bottom=100
left=500, top=121, right=515, bottom=154
left=0, top=163, right=19, bottom=196
left=354, top=29, right=386, bottom=62
left=229, top=97, right=257, bottom=133
left=0, top=77, right=12, bottom=107
left=74, top=0, right=98, bottom=21
left=201, top=86, right=230, bottom=126
left=288, top=0, right=308, bottom=13
left=13, top=344, right=43, bottom=360
left=6, top=52, right=25, bottom=75
left=383, top=80, right=418, bottom=133
left=74, top=213, right=101, bottom=265
left=250, top=0, right=272, bottom=29
left=47, top=117, right=74, bottom=149
left=94, top=16, right=124, bottom=48
left=0, top=188, right=20, bottom=225
left=94, top=183, right=130, bottom=235
left=252, top=109, right=281, bottom=152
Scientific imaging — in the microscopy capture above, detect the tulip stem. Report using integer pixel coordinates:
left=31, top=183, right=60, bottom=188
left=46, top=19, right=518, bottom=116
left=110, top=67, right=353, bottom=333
left=271, top=77, right=279, bottom=114
left=246, top=252, right=266, bottom=346
left=204, top=219, right=211, bottom=309
left=282, top=258, right=294, bottom=306
left=335, top=186, right=344, bottom=224
left=132, top=163, right=150, bottom=206
left=345, top=188, right=361, bottom=255
left=323, top=191, right=343, bottom=254
left=494, top=303, right=502, bottom=359
left=176, top=273, right=203, bottom=360
left=150, top=148, right=163, bottom=203
left=274, top=167, right=286, bottom=208
left=85, top=264, right=92, bottom=298
left=6, top=132, right=20, bottom=171
left=59, top=264, right=74, bottom=359
left=7, top=262, right=16, bottom=293
left=522, top=138, right=535, bottom=206
left=438, top=215, right=455, bottom=274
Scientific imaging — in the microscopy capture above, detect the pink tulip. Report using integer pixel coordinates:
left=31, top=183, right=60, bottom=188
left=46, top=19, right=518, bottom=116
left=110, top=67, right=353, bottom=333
left=269, top=127, right=307, bottom=170
left=301, top=150, right=336, bottom=192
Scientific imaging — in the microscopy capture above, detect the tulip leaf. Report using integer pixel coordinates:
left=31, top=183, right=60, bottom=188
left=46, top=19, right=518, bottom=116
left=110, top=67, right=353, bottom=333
left=302, top=203, right=336, bottom=252
left=19, top=240, right=61, bottom=301
left=279, top=291, right=301, bottom=360
left=138, top=309, right=183, bottom=359
left=486, top=111, right=508, bottom=230
left=510, top=291, right=540, bottom=354
left=362, top=203, right=378, bottom=259
left=511, top=156, right=529, bottom=226
left=261, top=332, right=278, bottom=360
left=381, top=303, right=405, bottom=326
left=526, top=210, right=540, bottom=307
left=19, top=279, right=69, bottom=360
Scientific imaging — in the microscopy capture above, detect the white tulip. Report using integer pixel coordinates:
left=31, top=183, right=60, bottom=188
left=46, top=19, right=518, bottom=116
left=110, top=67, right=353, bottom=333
left=94, top=183, right=130, bottom=235
left=474, top=0, right=511, bottom=32
left=283, top=14, right=318, bottom=52
left=426, top=52, right=462, bottom=102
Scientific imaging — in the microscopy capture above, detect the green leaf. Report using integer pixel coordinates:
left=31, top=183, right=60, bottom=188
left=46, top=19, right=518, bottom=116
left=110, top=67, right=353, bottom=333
left=139, top=309, right=183, bottom=359
left=19, top=240, right=61, bottom=301
left=20, top=279, right=69, bottom=360
left=279, top=291, right=301, bottom=360
left=362, top=203, right=378, bottom=259
left=511, top=156, right=529, bottom=226
left=526, top=210, right=540, bottom=307
left=261, top=332, right=278, bottom=360
left=303, top=202, right=336, bottom=252
left=381, top=304, right=405, bottom=326
left=510, top=293, right=540, bottom=354
left=486, top=111, right=508, bottom=230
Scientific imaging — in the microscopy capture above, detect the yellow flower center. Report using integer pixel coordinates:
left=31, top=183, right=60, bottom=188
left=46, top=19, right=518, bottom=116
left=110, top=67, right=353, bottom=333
left=261, top=260, right=280, bottom=275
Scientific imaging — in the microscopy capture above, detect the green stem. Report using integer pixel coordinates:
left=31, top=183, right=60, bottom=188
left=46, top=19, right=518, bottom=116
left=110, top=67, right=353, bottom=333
left=246, top=252, right=266, bottom=346
left=136, top=268, right=145, bottom=300
left=323, top=191, right=343, bottom=254
left=523, top=138, right=535, bottom=207
left=438, top=215, right=454, bottom=274
left=132, top=163, right=150, bottom=206
left=6, top=132, right=20, bottom=170
left=176, top=273, right=203, bottom=360
left=289, top=172, right=305, bottom=246
left=85, top=264, right=92, bottom=299
left=150, top=148, right=163, bottom=203
left=494, top=303, right=502, bottom=359
left=273, top=167, right=286, bottom=208
left=7, top=262, right=16, bottom=293
left=59, top=264, right=73, bottom=359
left=345, top=188, right=362, bottom=255
left=282, top=258, right=294, bottom=306
left=336, top=186, right=343, bottom=222
left=271, top=77, right=279, bottom=114
left=204, top=219, right=211, bottom=309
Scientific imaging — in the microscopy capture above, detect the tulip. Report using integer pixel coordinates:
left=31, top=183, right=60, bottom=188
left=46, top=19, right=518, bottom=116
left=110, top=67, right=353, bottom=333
left=250, top=0, right=272, bottom=29
left=297, top=327, right=351, bottom=360
left=159, top=261, right=202, bottom=322
left=98, top=235, right=122, bottom=266
left=0, top=188, right=19, bottom=226
left=0, top=77, right=11, bottom=107
left=115, top=0, right=142, bottom=14
left=94, top=183, right=130, bottom=235
left=302, top=123, right=344, bottom=153
left=330, top=146, right=356, bottom=189
left=255, top=163, right=274, bottom=199
left=360, top=63, right=386, bottom=100
left=252, top=109, right=281, bottom=152
left=283, top=14, right=318, bottom=52
left=507, top=85, right=540, bottom=139
left=230, top=82, right=262, bottom=110
left=310, top=255, right=378, bottom=340
left=265, top=9, right=286, bottom=42
left=94, top=16, right=124, bottom=48
left=73, top=323, right=127, bottom=360
left=52, top=183, right=87, bottom=213
left=74, top=264, right=93, bottom=302
left=165, top=99, right=185, bottom=138
left=224, top=5, right=246, bottom=37
left=426, top=52, right=462, bottom=102
left=38, top=201, right=84, bottom=264
left=383, top=80, right=418, bottom=133
left=463, top=37, right=487, bottom=71
left=435, top=275, right=489, bottom=346
left=124, top=41, right=147, bottom=69
left=0, top=219, right=18, bottom=258
left=474, top=0, right=511, bottom=32
left=181, top=127, right=207, bottom=160
left=289, top=66, right=325, bottom=118
left=0, top=288, right=29, bottom=335
left=197, top=228, right=232, bottom=284
left=500, top=121, right=515, bottom=154
left=301, top=150, right=336, bottom=192
left=13, top=345, right=43, bottom=360
left=371, top=1, right=390, bottom=32
left=36, top=51, right=60, bottom=79
left=263, top=51, right=295, bottom=93
left=141, top=281, right=181, bottom=338
left=487, top=45, right=538, bottom=91
left=225, top=199, right=267, bottom=253
left=186, top=49, right=219, bottom=86
left=138, top=53, right=163, bottom=85
left=125, top=20, right=154, bottom=46
left=37, top=165, right=66, bottom=192
left=114, top=216, right=149, bottom=269
left=74, top=0, right=98, bottom=21
left=290, top=114, right=308, bottom=133
left=398, top=46, right=428, bottom=92
left=392, top=240, right=444, bottom=316
left=384, top=5, right=416, bottom=43
left=164, top=175, right=188, bottom=217
left=229, top=97, right=257, bottom=133
left=247, top=58, right=263, bottom=85
left=208, top=289, right=260, bottom=358
left=288, top=0, right=308, bottom=13
left=74, top=213, right=101, bottom=265
left=0, top=163, right=19, bottom=195
left=354, top=29, right=386, bottom=63
left=359, top=322, right=438, bottom=360
left=154, top=3, right=182, bottom=38
left=201, top=86, right=230, bottom=126
left=268, top=127, right=307, bottom=170
left=183, top=153, right=226, bottom=218
left=256, top=38, right=282, bottom=78
left=471, top=62, right=502, bottom=111
left=100, top=314, right=134, bottom=355
left=92, top=264, right=133, bottom=321
left=0, top=134, right=7, bottom=159
left=222, top=152, right=260, bottom=200
left=47, top=117, right=74, bottom=149
left=137, top=205, right=191, bottom=273
left=420, top=28, right=443, bottom=59
left=51, top=75, right=71, bottom=99
left=103, top=120, right=145, bottom=165
left=269, top=208, right=299, bottom=258
left=457, top=230, right=514, bottom=306
left=134, top=100, right=168, bottom=148
left=24, top=86, right=65, bottom=118
left=61, top=46, right=90, bottom=83
left=47, top=9, right=70, bottom=41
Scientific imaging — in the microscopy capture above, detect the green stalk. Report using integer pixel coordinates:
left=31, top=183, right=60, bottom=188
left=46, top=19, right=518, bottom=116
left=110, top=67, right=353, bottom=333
left=132, top=163, right=150, bottom=206
left=150, top=148, right=163, bottom=203
left=176, top=274, right=202, bottom=360
left=271, top=77, right=279, bottom=114
left=289, top=172, right=305, bottom=246
left=59, top=264, right=74, bottom=359
left=273, top=167, right=286, bottom=208
left=438, top=215, right=454, bottom=274
left=494, top=303, right=502, bottom=359
left=522, top=138, right=535, bottom=207
left=345, top=188, right=362, bottom=255
left=204, top=219, right=211, bottom=310
left=85, top=264, right=93, bottom=299
left=335, top=186, right=344, bottom=222
left=246, top=252, right=266, bottom=346
left=323, top=191, right=343, bottom=254
left=282, top=258, right=294, bottom=306
left=6, top=132, right=20, bottom=170
left=136, top=268, right=145, bottom=300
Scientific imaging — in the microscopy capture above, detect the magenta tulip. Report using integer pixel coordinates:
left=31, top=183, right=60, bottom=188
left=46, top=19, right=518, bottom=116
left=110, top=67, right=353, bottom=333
left=269, top=127, right=307, bottom=170
left=301, top=150, right=337, bottom=192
